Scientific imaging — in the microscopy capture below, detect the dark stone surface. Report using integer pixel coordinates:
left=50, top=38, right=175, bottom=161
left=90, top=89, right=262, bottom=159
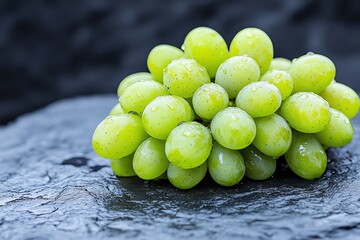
left=1, top=95, right=360, bottom=240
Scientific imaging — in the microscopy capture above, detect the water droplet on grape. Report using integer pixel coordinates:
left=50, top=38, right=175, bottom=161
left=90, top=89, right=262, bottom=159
left=168, top=105, right=175, bottom=110
left=137, top=92, right=142, bottom=97
left=230, top=115, right=239, bottom=120
left=344, top=119, right=350, bottom=124
left=182, top=130, right=195, bottom=137
left=333, top=112, right=340, bottom=118
left=241, top=57, right=248, bottom=62
left=292, top=58, right=298, bottom=62
left=300, top=93, right=309, bottom=100
left=246, top=32, right=254, bottom=38
left=306, top=52, right=314, bottom=55
left=104, top=117, right=113, bottom=125
left=151, top=106, right=159, bottom=112
left=275, top=72, right=283, bottom=79
left=251, top=87, right=257, bottom=92
left=181, top=44, right=185, bottom=51
left=203, top=87, right=210, bottom=92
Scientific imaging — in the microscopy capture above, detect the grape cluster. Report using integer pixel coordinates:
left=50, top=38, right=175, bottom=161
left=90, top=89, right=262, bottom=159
left=92, top=27, right=360, bottom=189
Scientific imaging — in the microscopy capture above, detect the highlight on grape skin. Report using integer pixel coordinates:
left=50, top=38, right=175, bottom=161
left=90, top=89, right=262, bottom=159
left=92, top=26, right=360, bottom=189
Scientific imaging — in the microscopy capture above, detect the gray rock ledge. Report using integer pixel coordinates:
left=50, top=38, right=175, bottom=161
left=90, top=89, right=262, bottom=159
left=1, top=95, right=360, bottom=240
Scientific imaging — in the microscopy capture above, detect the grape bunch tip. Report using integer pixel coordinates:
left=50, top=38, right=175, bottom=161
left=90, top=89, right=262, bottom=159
left=92, top=26, right=360, bottom=190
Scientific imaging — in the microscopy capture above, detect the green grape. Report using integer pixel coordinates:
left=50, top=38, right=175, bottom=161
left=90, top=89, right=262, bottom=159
left=142, top=95, right=195, bottom=140
left=163, top=58, right=210, bottom=98
left=92, top=114, right=149, bottom=159
left=235, top=81, right=282, bottom=118
left=119, top=80, right=168, bottom=115
left=109, top=103, right=124, bottom=115
left=207, top=142, right=245, bottom=187
left=165, top=122, right=212, bottom=169
left=192, top=83, right=229, bottom=121
left=215, top=56, right=260, bottom=99
left=269, top=57, right=292, bottom=71
left=133, top=137, right=169, bottom=180
left=147, top=44, right=184, bottom=83
left=252, top=113, right=292, bottom=157
left=211, top=107, right=256, bottom=150
left=167, top=162, right=207, bottom=190
left=285, top=131, right=327, bottom=180
left=117, top=72, right=153, bottom=97
left=260, top=69, right=293, bottom=100
left=319, top=82, right=360, bottom=119
left=111, top=154, right=136, bottom=177
left=289, top=53, right=336, bottom=93
left=241, top=145, right=277, bottom=181
left=314, top=108, right=354, bottom=147
left=230, top=28, right=273, bottom=74
left=183, top=26, right=229, bottom=78
left=279, top=92, right=331, bottom=133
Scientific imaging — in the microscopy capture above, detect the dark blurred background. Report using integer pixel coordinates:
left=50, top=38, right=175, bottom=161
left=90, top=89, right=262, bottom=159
left=1, top=0, right=360, bottom=124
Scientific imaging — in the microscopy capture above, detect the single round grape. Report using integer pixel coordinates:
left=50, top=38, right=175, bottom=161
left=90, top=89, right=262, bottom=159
left=165, top=122, right=212, bottom=169
left=215, top=56, right=260, bottom=99
left=289, top=53, right=336, bottom=93
left=133, top=137, right=169, bottom=180
left=314, top=108, right=354, bottom=147
left=230, top=28, right=273, bottom=74
left=207, top=142, right=245, bottom=187
left=117, top=72, right=153, bottom=97
left=111, top=154, right=136, bottom=177
left=183, top=27, right=229, bottom=78
left=279, top=92, right=331, bottom=133
left=235, top=81, right=282, bottom=118
left=142, top=95, right=194, bottom=140
left=269, top=57, right=292, bottom=71
left=147, top=44, right=184, bottom=83
left=260, top=69, right=293, bottom=100
left=211, top=107, right=256, bottom=150
left=285, top=131, right=327, bottom=180
left=241, top=145, right=277, bottom=181
left=253, top=113, right=292, bottom=157
left=119, top=80, right=168, bottom=115
left=192, top=83, right=229, bottom=121
left=167, top=162, right=207, bottom=190
left=163, top=58, right=210, bottom=98
left=319, top=82, right=360, bottom=119
left=92, top=114, right=149, bottom=159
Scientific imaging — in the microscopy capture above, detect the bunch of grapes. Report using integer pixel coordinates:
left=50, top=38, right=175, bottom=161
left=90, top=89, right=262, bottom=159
left=92, top=27, right=360, bottom=189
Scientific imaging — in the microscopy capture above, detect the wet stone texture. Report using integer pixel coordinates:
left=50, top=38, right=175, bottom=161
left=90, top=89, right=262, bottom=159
left=1, top=95, right=360, bottom=240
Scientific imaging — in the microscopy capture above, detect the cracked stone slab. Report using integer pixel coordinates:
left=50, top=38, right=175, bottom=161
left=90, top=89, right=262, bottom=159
left=0, top=95, right=360, bottom=240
